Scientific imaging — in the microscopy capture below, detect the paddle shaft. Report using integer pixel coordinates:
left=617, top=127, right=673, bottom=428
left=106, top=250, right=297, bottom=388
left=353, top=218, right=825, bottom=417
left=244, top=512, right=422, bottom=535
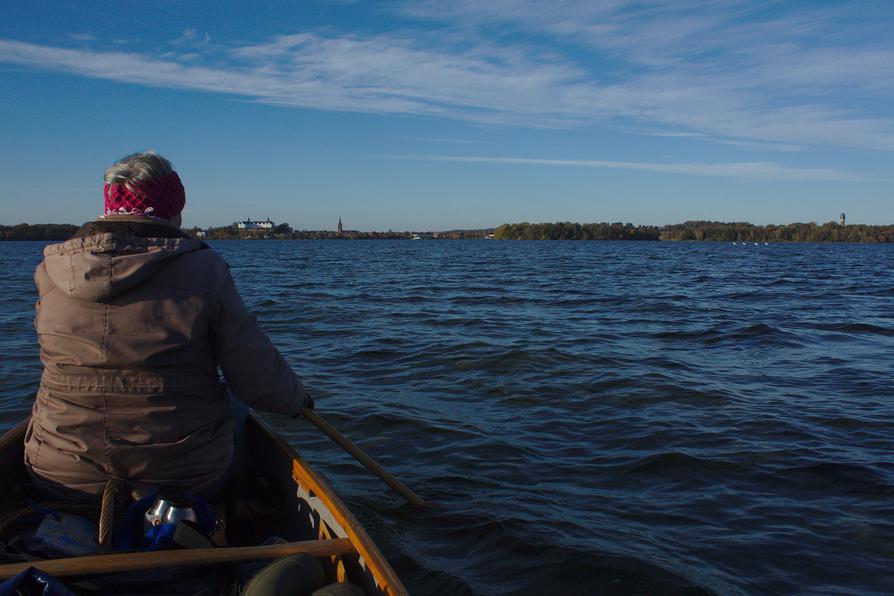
left=0, top=538, right=355, bottom=580
left=302, top=410, right=426, bottom=508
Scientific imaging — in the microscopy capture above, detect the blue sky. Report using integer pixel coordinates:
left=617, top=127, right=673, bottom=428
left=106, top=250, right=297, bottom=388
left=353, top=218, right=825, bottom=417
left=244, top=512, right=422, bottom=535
left=1, top=0, right=892, bottom=230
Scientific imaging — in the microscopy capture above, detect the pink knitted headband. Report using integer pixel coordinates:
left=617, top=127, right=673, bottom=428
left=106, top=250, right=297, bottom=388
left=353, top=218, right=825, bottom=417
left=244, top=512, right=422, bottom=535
left=103, top=171, right=185, bottom=220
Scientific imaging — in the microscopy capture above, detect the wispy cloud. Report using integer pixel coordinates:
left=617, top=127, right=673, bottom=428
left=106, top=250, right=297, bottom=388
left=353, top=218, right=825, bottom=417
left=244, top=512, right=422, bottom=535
left=0, top=36, right=593, bottom=123
left=171, top=28, right=210, bottom=48
left=400, top=0, right=894, bottom=149
left=403, top=137, right=487, bottom=144
left=407, top=154, right=869, bottom=182
left=1, top=1, right=892, bottom=151
left=626, top=128, right=800, bottom=151
left=639, top=130, right=708, bottom=139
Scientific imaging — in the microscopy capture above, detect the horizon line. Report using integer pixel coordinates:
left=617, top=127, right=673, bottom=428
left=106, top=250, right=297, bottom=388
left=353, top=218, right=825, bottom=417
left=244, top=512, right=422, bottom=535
left=2, top=219, right=889, bottom=232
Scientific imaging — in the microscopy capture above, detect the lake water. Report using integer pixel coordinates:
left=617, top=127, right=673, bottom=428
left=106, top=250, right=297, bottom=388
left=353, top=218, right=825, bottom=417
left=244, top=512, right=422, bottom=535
left=1, top=239, right=892, bottom=595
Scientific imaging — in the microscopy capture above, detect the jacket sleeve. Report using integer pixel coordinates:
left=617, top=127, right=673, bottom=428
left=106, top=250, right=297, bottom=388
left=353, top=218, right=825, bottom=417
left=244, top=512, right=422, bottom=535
left=210, top=258, right=308, bottom=416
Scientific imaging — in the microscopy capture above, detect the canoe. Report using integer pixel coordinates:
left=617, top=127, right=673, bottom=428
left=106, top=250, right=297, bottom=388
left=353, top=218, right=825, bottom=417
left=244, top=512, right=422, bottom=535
left=0, top=412, right=408, bottom=595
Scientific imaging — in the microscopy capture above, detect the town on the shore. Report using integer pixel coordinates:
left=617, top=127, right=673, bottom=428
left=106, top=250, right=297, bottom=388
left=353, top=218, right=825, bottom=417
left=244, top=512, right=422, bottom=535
left=2, top=214, right=893, bottom=243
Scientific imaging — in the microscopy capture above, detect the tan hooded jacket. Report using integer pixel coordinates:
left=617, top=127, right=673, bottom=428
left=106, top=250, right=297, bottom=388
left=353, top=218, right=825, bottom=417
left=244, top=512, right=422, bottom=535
left=25, top=216, right=307, bottom=498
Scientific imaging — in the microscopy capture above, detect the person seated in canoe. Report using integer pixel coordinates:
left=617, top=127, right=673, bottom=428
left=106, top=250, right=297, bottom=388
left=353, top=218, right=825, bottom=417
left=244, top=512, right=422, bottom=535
left=24, top=150, right=313, bottom=503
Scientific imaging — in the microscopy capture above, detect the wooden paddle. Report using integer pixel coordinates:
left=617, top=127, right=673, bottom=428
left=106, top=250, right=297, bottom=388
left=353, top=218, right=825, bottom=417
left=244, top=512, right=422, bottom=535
left=0, top=538, right=355, bottom=580
left=302, top=410, right=426, bottom=508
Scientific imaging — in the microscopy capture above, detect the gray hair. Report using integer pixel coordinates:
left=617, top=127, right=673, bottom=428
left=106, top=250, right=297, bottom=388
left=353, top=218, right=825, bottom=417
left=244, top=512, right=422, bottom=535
left=104, top=151, right=175, bottom=188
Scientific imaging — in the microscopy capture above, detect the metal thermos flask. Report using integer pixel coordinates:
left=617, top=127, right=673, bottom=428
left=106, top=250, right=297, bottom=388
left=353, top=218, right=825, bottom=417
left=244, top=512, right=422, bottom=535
left=144, top=494, right=198, bottom=533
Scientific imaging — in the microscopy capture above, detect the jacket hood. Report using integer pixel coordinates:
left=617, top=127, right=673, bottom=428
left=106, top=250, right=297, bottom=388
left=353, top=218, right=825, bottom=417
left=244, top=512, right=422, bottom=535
left=42, top=218, right=206, bottom=302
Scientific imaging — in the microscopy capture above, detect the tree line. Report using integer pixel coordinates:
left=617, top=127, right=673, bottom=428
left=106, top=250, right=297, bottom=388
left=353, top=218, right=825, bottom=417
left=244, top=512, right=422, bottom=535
left=494, top=222, right=661, bottom=240
left=3, top=220, right=893, bottom=242
left=193, top=225, right=497, bottom=240
left=659, top=221, right=894, bottom=242
left=0, top=224, right=78, bottom=240
left=492, top=220, right=893, bottom=242
left=196, top=225, right=424, bottom=240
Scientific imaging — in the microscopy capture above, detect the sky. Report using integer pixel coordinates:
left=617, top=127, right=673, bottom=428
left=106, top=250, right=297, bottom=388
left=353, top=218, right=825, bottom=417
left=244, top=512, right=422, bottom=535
left=1, top=0, right=892, bottom=230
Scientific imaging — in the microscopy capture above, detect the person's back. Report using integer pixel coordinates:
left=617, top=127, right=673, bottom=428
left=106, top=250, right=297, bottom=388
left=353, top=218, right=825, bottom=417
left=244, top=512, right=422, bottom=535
left=25, top=151, right=310, bottom=501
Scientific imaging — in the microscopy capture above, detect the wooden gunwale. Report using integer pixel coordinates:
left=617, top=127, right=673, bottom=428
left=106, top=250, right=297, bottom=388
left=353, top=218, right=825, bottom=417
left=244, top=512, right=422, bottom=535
left=249, top=412, right=408, bottom=596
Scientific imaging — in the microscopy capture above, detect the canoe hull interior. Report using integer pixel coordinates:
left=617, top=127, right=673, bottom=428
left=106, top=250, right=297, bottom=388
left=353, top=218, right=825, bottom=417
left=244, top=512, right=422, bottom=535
left=0, top=414, right=406, bottom=596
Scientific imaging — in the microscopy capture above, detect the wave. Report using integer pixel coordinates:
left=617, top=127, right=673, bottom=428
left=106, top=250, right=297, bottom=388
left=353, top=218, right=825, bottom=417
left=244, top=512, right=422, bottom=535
left=649, top=322, right=801, bottom=348
left=621, top=452, right=749, bottom=477
left=390, top=508, right=716, bottom=595
left=800, top=322, right=894, bottom=336
left=768, top=462, right=894, bottom=495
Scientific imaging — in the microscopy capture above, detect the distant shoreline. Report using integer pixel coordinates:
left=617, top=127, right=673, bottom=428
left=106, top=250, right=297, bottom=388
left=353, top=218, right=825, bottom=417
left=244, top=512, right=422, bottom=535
left=2, top=221, right=892, bottom=243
